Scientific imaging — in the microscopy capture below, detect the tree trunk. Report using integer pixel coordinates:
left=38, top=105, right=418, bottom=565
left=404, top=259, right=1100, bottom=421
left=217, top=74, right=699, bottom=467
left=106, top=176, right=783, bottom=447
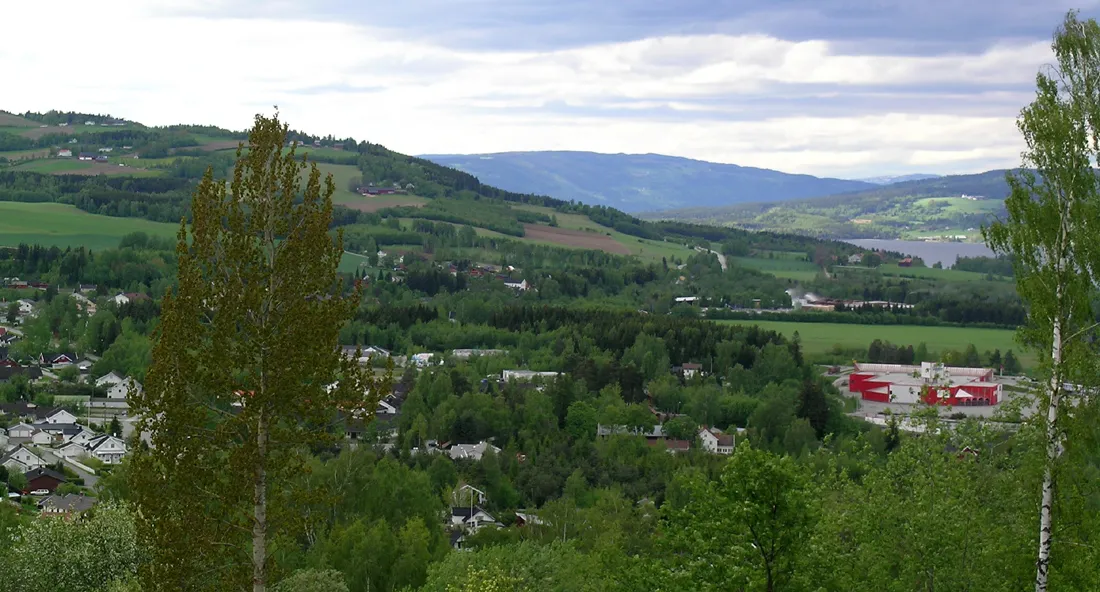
left=1035, top=277, right=1064, bottom=592
left=253, top=412, right=268, bottom=592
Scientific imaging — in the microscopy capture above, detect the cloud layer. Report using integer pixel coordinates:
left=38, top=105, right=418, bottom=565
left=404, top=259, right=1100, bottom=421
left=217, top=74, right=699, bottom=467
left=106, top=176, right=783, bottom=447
left=2, top=0, right=1090, bottom=177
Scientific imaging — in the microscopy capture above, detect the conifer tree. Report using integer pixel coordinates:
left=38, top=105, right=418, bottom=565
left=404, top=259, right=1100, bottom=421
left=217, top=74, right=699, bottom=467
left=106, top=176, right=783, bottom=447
left=130, top=113, right=387, bottom=591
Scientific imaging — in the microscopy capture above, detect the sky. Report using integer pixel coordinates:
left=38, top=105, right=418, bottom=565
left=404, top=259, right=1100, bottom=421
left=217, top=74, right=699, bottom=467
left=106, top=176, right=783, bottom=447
left=3, top=0, right=1097, bottom=178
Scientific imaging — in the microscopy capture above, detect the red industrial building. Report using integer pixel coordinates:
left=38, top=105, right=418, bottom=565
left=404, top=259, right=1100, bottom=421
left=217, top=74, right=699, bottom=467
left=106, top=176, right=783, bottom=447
left=849, top=362, right=1001, bottom=406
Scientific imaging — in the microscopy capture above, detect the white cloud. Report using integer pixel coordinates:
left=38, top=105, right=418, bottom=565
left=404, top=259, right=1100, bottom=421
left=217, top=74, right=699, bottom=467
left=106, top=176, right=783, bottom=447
left=0, top=1, right=1047, bottom=177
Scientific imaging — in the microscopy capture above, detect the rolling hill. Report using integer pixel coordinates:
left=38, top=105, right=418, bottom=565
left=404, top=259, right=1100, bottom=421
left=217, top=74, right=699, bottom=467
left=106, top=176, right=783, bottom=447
left=644, top=170, right=1015, bottom=240
left=420, top=151, right=876, bottom=213
left=858, top=173, right=942, bottom=185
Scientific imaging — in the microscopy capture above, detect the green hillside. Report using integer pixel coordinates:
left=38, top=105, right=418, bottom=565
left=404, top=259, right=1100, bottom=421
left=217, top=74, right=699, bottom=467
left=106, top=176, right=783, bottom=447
left=646, top=170, right=1015, bottom=240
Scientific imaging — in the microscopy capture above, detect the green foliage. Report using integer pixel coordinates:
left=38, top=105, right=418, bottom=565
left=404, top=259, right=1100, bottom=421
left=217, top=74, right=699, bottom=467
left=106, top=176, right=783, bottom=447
left=130, top=114, right=387, bottom=591
left=0, top=503, right=142, bottom=592
left=272, top=569, right=349, bottom=592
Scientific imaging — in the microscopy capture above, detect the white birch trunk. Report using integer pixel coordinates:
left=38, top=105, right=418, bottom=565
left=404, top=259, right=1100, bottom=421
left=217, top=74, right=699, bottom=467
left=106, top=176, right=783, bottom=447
left=1035, top=251, right=1067, bottom=592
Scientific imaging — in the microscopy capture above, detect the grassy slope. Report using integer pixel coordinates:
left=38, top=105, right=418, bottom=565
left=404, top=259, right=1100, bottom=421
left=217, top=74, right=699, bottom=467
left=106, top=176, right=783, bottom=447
left=716, top=319, right=1032, bottom=366
left=0, top=202, right=179, bottom=250
left=516, top=205, right=697, bottom=263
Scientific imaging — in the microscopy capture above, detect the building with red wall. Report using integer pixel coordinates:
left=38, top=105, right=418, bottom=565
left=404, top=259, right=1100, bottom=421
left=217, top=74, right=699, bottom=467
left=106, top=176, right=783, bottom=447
left=849, top=362, right=1001, bottom=406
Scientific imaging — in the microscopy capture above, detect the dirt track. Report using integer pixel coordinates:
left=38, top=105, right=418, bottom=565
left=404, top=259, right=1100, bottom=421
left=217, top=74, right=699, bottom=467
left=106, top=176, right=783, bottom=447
left=522, top=224, right=631, bottom=255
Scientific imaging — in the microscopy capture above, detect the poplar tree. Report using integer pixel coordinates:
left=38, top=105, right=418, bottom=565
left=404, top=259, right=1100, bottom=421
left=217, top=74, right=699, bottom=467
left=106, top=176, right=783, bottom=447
left=985, top=12, right=1100, bottom=592
left=130, top=113, right=386, bottom=591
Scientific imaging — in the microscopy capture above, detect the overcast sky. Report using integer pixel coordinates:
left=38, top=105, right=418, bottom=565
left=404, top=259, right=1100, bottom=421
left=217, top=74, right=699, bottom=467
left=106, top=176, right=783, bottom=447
left=5, top=1, right=1096, bottom=178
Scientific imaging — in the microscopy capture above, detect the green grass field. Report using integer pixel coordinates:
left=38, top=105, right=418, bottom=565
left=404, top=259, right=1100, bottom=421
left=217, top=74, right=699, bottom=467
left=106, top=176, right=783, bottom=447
left=0, top=202, right=179, bottom=250
left=715, top=319, right=1034, bottom=367
left=732, top=256, right=821, bottom=281
left=9, top=159, right=95, bottom=173
left=311, top=163, right=362, bottom=204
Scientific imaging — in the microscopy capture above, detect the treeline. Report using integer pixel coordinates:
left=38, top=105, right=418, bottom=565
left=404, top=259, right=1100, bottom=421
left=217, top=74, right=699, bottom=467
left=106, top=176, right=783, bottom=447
left=865, top=339, right=1022, bottom=373
left=954, top=254, right=1015, bottom=276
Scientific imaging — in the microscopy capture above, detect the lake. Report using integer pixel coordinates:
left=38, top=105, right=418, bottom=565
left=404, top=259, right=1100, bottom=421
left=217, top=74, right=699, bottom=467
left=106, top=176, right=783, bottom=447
left=842, top=239, right=995, bottom=268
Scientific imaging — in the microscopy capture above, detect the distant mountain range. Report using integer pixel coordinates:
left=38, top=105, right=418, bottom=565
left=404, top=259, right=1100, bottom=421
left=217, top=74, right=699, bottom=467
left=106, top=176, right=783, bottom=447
left=857, top=173, right=942, bottom=185
left=641, top=170, right=1014, bottom=240
left=420, top=151, right=877, bottom=213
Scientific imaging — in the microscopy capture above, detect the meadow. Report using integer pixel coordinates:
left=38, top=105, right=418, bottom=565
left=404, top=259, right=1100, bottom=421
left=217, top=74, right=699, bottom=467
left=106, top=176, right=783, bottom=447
left=516, top=205, right=697, bottom=263
left=731, top=256, right=821, bottom=281
left=0, top=202, right=179, bottom=251
left=715, top=319, right=1033, bottom=366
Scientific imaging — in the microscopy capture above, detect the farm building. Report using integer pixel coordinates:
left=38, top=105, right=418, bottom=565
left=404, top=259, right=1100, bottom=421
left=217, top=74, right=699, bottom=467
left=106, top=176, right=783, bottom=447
left=848, top=362, right=1001, bottom=406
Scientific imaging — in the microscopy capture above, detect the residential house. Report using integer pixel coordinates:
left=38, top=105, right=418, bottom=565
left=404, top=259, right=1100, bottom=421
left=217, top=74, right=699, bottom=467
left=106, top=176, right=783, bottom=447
left=39, top=352, right=77, bottom=369
left=647, top=439, right=692, bottom=454
left=596, top=423, right=665, bottom=440
left=17, top=299, right=35, bottom=315
left=43, top=408, right=79, bottom=425
left=112, top=292, right=149, bottom=306
left=848, top=253, right=864, bottom=264
left=503, top=279, right=530, bottom=291
left=78, top=152, right=95, bottom=161
left=450, top=506, right=499, bottom=533
left=95, top=371, right=125, bottom=389
left=680, top=363, right=703, bottom=379
left=448, top=441, right=501, bottom=461
left=31, top=429, right=54, bottom=446
left=69, top=429, right=98, bottom=447
left=85, top=434, right=127, bottom=464
left=514, top=512, right=545, bottom=527
left=0, top=445, right=46, bottom=472
left=898, top=257, right=913, bottom=267
left=450, top=349, right=507, bottom=360
left=698, top=427, right=736, bottom=455
left=411, top=352, right=438, bottom=367
left=0, top=365, right=43, bottom=383
left=340, top=345, right=390, bottom=364
left=57, top=148, right=72, bottom=158
left=23, top=467, right=67, bottom=494
left=94, top=155, right=108, bottom=163
left=31, top=423, right=84, bottom=444
left=106, top=377, right=142, bottom=400
left=78, top=284, right=97, bottom=293
left=38, top=493, right=98, bottom=518
left=70, top=292, right=96, bottom=315
left=75, top=358, right=94, bottom=373
left=97, top=147, right=113, bottom=153
left=56, top=440, right=91, bottom=461
left=501, top=370, right=561, bottom=382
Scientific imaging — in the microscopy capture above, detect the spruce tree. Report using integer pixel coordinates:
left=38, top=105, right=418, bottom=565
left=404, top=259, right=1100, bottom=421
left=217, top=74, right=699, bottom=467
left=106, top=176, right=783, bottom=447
left=130, top=113, right=387, bottom=591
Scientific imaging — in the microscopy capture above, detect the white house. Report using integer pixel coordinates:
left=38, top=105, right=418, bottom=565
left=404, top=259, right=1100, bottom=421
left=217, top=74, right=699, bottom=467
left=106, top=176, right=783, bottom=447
left=16, top=299, right=35, bottom=315
left=86, top=435, right=127, bottom=464
left=113, top=293, right=131, bottom=306
left=43, top=408, right=79, bottom=425
left=376, top=398, right=397, bottom=416
left=504, top=279, right=530, bottom=291
left=57, top=149, right=73, bottom=158
left=501, top=370, right=561, bottom=382
left=0, top=445, right=46, bottom=472
left=70, top=429, right=98, bottom=447
left=448, top=441, right=501, bottom=462
left=340, top=345, right=390, bottom=364
left=698, top=427, right=735, bottom=455
left=107, top=377, right=142, bottom=400
left=31, top=429, right=55, bottom=446
left=56, top=441, right=90, bottom=461
left=96, top=371, right=125, bottom=389
left=411, top=353, right=438, bottom=367
left=450, top=506, right=498, bottom=533
left=848, top=253, right=864, bottom=264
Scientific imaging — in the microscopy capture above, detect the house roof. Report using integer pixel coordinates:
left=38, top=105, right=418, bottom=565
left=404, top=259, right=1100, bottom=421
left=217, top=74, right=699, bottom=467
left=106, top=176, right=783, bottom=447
left=41, top=352, right=76, bottom=363
left=0, top=444, right=42, bottom=466
left=32, top=422, right=83, bottom=436
left=0, top=402, right=49, bottom=419
left=24, top=467, right=67, bottom=483
left=0, top=366, right=43, bottom=381
left=38, top=493, right=98, bottom=514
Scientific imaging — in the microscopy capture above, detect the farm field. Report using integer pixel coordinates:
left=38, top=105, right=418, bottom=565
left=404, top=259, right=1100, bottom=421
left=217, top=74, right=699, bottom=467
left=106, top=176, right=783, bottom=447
left=0, top=112, right=37, bottom=127
left=0, top=202, right=178, bottom=251
left=0, top=148, right=51, bottom=160
left=8, top=159, right=156, bottom=176
left=515, top=205, right=696, bottom=262
left=715, top=319, right=1033, bottom=367
left=731, top=256, right=820, bottom=281
left=522, top=224, right=631, bottom=255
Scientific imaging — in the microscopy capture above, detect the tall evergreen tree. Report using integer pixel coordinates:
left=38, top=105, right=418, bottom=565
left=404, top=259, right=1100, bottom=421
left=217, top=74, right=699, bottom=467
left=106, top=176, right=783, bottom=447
left=985, top=12, right=1100, bottom=591
left=130, top=113, right=387, bottom=591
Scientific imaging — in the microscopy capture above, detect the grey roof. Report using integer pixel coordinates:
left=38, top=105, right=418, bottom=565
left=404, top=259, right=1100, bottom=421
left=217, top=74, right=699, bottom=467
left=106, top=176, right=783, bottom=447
left=24, top=467, right=67, bottom=483
left=38, top=493, right=97, bottom=514
left=31, top=423, right=83, bottom=436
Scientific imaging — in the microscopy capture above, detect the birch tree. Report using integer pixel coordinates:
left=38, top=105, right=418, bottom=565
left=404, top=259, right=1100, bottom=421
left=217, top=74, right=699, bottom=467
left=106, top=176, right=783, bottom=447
left=130, top=113, right=386, bottom=591
left=985, top=12, right=1100, bottom=592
